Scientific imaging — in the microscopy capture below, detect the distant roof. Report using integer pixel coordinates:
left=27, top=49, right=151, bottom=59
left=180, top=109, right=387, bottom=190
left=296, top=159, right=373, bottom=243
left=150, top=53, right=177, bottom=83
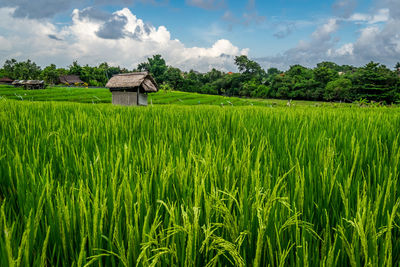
left=0, top=77, right=13, bottom=82
left=59, top=75, right=83, bottom=84
left=106, top=72, right=158, bottom=92
left=12, top=80, right=44, bottom=85
left=25, top=80, right=44, bottom=85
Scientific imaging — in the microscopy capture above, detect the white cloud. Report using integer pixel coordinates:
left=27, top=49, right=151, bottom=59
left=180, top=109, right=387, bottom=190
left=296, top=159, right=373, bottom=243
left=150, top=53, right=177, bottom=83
left=349, top=8, right=390, bottom=24
left=335, top=43, right=354, bottom=56
left=311, top=18, right=339, bottom=39
left=0, top=36, right=12, bottom=51
left=256, top=19, right=341, bottom=69
left=0, top=7, right=249, bottom=72
left=256, top=10, right=400, bottom=70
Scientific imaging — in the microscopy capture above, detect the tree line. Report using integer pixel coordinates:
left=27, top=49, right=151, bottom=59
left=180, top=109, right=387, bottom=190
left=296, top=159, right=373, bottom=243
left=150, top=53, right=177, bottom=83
left=1, top=56, right=400, bottom=103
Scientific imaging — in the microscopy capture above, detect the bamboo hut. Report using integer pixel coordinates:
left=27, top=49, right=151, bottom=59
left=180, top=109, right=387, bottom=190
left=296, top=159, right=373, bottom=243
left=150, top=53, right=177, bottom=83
left=106, top=72, right=158, bottom=106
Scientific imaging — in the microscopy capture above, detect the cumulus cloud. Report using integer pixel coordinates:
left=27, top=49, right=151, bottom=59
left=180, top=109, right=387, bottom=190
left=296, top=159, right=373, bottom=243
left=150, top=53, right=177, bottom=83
left=0, top=7, right=248, bottom=72
left=96, top=14, right=129, bottom=39
left=257, top=4, right=400, bottom=71
left=78, top=7, right=113, bottom=22
left=256, top=19, right=341, bottom=69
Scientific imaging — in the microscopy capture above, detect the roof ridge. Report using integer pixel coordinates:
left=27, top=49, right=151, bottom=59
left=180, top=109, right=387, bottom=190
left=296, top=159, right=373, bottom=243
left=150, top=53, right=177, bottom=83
left=115, top=72, right=149, bottom=76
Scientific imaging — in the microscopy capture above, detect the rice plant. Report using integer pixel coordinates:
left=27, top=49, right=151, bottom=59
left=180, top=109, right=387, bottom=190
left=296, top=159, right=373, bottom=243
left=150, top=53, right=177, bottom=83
left=0, top=100, right=399, bottom=266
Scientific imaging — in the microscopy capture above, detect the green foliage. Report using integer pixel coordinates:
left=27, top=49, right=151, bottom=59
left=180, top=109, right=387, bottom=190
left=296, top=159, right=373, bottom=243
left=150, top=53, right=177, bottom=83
left=3, top=59, right=41, bottom=80
left=314, top=66, right=339, bottom=86
left=2, top=57, right=400, bottom=103
left=138, top=54, right=168, bottom=84
left=350, top=62, right=399, bottom=102
left=324, top=78, right=352, bottom=101
left=1, top=101, right=400, bottom=266
left=159, top=83, right=173, bottom=92
left=164, top=67, right=184, bottom=90
left=67, top=61, right=126, bottom=87
left=40, top=64, right=59, bottom=84
left=234, top=55, right=266, bottom=82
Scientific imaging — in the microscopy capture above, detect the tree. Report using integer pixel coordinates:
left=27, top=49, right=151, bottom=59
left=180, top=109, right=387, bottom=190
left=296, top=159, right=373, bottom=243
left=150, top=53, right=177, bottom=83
left=313, top=66, right=338, bottom=86
left=0, top=68, right=6, bottom=78
left=137, top=55, right=168, bottom=84
left=3, top=59, right=41, bottom=80
left=3, top=59, right=17, bottom=79
left=202, top=68, right=223, bottom=84
left=316, top=61, right=339, bottom=71
left=351, top=62, right=399, bottom=102
left=234, top=55, right=266, bottom=81
left=41, top=64, right=59, bottom=84
left=324, top=78, right=352, bottom=101
left=164, top=67, right=184, bottom=90
left=267, top=67, right=281, bottom=76
left=69, top=61, right=82, bottom=76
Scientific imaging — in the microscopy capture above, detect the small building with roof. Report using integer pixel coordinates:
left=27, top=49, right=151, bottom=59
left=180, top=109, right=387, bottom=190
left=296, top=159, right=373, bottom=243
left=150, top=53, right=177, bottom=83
left=12, top=80, right=45, bottom=89
left=106, top=72, right=158, bottom=106
left=0, top=77, right=14, bottom=84
left=59, top=75, right=84, bottom=85
left=24, top=80, right=45, bottom=89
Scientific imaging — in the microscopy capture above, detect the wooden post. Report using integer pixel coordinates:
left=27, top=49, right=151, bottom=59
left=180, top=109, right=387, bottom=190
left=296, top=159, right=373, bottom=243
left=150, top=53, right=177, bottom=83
left=137, top=86, right=139, bottom=105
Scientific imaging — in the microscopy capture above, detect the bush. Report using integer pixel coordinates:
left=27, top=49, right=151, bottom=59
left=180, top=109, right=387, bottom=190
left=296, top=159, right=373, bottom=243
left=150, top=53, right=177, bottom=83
left=324, top=78, right=352, bottom=101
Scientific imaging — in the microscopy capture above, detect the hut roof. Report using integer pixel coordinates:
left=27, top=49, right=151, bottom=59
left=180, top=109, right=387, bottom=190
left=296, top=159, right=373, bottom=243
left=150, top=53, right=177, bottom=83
left=59, top=75, right=83, bottom=84
left=25, top=80, right=44, bottom=85
left=0, top=77, right=13, bottom=82
left=12, top=80, right=25, bottom=85
left=106, top=72, right=158, bottom=92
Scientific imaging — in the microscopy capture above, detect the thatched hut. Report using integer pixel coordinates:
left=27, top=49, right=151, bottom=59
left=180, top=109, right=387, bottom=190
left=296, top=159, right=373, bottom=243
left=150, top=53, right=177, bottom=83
left=12, top=80, right=45, bottom=89
left=12, top=80, right=23, bottom=87
left=24, top=80, right=45, bottom=89
left=0, top=77, right=14, bottom=84
left=106, top=72, right=158, bottom=106
left=59, top=75, right=84, bottom=85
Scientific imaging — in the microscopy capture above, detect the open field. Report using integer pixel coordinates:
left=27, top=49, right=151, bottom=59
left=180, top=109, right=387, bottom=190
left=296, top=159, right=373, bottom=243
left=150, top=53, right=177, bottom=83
left=1, top=99, right=400, bottom=266
left=0, top=85, right=335, bottom=107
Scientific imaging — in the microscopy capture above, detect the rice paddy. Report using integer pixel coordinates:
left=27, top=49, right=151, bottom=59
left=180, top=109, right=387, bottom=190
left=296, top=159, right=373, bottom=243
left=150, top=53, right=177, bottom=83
left=0, top=85, right=327, bottom=107
left=1, top=99, right=400, bottom=266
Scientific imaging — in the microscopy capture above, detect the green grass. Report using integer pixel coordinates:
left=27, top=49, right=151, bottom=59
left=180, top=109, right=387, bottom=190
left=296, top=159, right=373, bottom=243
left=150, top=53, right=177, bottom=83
left=1, top=98, right=399, bottom=266
left=0, top=84, right=334, bottom=107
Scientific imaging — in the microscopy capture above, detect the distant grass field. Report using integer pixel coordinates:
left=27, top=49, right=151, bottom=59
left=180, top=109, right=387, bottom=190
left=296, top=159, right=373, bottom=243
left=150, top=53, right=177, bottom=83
left=1, top=98, right=400, bottom=266
left=0, top=84, right=335, bottom=107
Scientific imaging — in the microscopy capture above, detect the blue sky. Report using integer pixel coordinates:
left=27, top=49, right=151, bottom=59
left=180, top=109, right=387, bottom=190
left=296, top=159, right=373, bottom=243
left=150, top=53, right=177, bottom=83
left=0, top=0, right=399, bottom=71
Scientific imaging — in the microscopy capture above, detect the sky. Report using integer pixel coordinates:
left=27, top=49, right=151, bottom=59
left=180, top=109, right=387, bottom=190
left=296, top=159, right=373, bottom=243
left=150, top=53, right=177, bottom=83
left=0, top=0, right=399, bottom=72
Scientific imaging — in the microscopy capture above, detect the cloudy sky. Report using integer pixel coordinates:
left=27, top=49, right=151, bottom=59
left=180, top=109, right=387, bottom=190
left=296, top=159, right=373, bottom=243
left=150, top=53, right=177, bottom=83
left=0, top=0, right=399, bottom=72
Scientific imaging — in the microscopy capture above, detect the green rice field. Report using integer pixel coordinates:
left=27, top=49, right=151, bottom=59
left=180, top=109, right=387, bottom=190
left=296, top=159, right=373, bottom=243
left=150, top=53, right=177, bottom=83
left=1, top=96, right=400, bottom=266
left=0, top=85, right=329, bottom=107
